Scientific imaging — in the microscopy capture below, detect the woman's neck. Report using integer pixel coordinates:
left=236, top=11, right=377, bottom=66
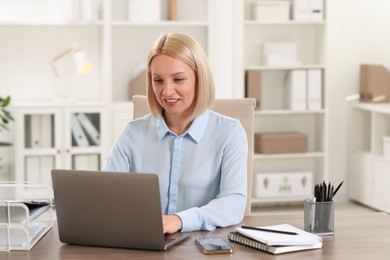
left=163, top=112, right=193, bottom=135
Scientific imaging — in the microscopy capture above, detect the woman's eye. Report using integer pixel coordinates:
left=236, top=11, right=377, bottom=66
left=153, top=78, right=163, bottom=84
left=174, top=78, right=184, bottom=83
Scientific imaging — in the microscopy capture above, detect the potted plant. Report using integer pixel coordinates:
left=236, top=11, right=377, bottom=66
left=0, top=95, right=14, bottom=146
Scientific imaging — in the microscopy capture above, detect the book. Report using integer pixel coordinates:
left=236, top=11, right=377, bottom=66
left=228, top=231, right=322, bottom=255
left=235, top=224, right=322, bottom=246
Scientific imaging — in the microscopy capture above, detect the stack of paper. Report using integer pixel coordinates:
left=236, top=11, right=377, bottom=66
left=228, top=224, right=322, bottom=254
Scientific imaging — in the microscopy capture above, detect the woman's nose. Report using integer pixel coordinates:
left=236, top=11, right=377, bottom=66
left=162, top=81, right=175, bottom=96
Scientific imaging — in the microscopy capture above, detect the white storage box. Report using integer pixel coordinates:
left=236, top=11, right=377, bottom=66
left=263, top=42, right=300, bottom=66
left=0, top=0, right=45, bottom=22
left=253, top=172, right=313, bottom=198
left=383, top=136, right=390, bottom=160
left=253, top=0, right=290, bottom=22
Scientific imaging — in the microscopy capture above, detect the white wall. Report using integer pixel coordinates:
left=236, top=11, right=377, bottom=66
left=327, top=0, right=390, bottom=201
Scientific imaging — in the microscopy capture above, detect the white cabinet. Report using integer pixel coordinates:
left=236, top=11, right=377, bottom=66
left=242, top=0, right=328, bottom=204
left=13, top=103, right=108, bottom=185
left=348, top=102, right=390, bottom=213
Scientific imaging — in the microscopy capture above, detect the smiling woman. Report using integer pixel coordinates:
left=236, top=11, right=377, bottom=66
left=105, top=33, right=248, bottom=236
left=150, top=54, right=196, bottom=135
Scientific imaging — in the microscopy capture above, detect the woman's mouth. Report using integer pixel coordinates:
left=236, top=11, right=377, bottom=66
left=165, top=99, right=180, bottom=104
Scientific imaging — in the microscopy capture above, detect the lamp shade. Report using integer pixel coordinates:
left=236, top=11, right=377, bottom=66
left=73, top=50, right=94, bottom=75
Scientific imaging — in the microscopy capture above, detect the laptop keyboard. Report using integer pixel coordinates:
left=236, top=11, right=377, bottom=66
left=164, top=236, right=176, bottom=244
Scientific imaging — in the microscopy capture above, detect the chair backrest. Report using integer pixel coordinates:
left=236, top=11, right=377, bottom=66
left=132, top=95, right=255, bottom=216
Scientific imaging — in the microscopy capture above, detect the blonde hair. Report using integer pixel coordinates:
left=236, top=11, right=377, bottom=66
left=146, top=33, right=215, bottom=119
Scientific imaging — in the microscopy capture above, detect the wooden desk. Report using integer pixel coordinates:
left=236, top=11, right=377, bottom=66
left=2, top=212, right=390, bottom=259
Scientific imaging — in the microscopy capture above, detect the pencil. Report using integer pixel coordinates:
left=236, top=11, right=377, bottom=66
left=240, top=226, right=298, bottom=235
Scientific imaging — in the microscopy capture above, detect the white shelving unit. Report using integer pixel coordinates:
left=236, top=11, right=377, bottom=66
left=1, top=0, right=330, bottom=208
left=243, top=0, right=328, bottom=205
left=348, top=102, right=390, bottom=213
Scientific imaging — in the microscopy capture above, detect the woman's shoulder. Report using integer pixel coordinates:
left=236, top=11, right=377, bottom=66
left=124, top=114, right=154, bottom=130
left=207, top=110, right=241, bottom=126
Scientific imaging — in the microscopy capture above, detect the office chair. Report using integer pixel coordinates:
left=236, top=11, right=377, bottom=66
left=132, top=95, right=255, bottom=216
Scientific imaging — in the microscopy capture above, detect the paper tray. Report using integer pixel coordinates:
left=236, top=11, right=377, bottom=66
left=0, top=183, right=53, bottom=251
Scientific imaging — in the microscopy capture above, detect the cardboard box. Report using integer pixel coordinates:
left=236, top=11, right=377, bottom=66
left=255, top=132, right=307, bottom=154
left=253, top=1, right=290, bottom=22
left=253, top=172, right=313, bottom=198
left=128, top=69, right=147, bottom=100
left=245, top=70, right=261, bottom=110
left=360, top=64, right=390, bottom=103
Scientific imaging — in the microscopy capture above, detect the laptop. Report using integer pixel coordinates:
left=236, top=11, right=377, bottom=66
left=51, top=169, right=191, bottom=250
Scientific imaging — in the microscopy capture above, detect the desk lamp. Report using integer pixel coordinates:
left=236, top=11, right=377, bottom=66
left=50, top=44, right=94, bottom=101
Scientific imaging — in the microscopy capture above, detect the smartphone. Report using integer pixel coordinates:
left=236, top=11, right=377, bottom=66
left=195, top=237, right=234, bottom=255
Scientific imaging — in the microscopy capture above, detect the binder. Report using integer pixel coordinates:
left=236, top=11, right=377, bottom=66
left=46, top=0, right=79, bottom=22
left=29, top=115, right=41, bottom=148
left=128, top=0, right=161, bottom=22
left=40, top=114, right=54, bottom=148
left=76, top=113, right=100, bottom=146
left=167, top=0, right=177, bottom=20
left=292, top=0, right=310, bottom=21
left=80, top=0, right=102, bottom=21
left=40, top=156, right=54, bottom=185
left=25, top=156, right=41, bottom=183
left=24, top=156, right=54, bottom=183
left=307, top=69, right=322, bottom=109
left=71, top=114, right=89, bottom=147
left=73, top=154, right=100, bottom=170
left=309, top=0, right=324, bottom=21
left=286, top=70, right=307, bottom=110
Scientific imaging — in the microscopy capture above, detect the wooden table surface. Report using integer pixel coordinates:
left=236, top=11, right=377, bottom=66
left=2, top=211, right=390, bottom=260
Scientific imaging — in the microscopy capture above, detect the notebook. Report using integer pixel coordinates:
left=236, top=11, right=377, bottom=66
left=235, top=224, right=322, bottom=246
left=51, top=169, right=191, bottom=251
left=228, top=231, right=322, bottom=255
left=230, top=224, right=322, bottom=254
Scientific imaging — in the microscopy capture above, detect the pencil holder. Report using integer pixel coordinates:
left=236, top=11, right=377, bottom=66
left=304, top=198, right=334, bottom=236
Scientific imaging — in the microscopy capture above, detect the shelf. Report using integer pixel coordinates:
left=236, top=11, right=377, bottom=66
left=251, top=196, right=307, bottom=204
left=254, top=152, right=325, bottom=160
left=245, top=65, right=326, bottom=71
left=353, top=102, right=390, bottom=114
left=111, top=21, right=209, bottom=27
left=254, top=109, right=326, bottom=116
left=0, top=21, right=104, bottom=27
left=245, top=20, right=326, bottom=26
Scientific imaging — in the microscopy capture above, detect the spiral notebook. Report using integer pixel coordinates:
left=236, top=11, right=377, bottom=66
left=229, top=224, right=322, bottom=254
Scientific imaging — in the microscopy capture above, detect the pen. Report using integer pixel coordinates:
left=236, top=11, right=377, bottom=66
left=332, top=181, right=344, bottom=199
left=240, top=226, right=298, bottom=235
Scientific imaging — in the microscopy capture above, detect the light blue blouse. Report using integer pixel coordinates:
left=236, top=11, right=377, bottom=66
left=105, top=110, right=247, bottom=232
